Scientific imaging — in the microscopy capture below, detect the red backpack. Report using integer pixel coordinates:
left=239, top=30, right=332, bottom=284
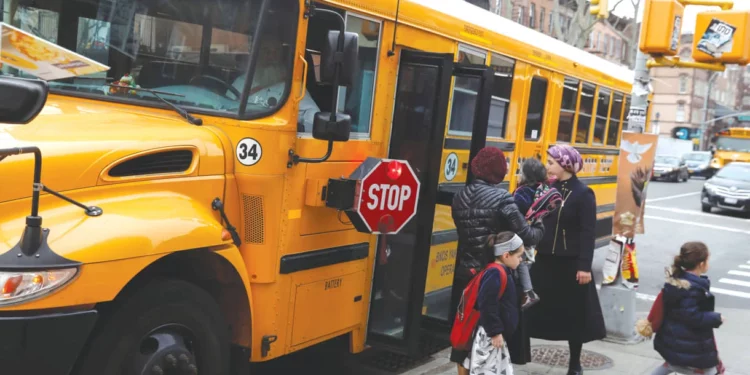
left=450, top=263, right=508, bottom=351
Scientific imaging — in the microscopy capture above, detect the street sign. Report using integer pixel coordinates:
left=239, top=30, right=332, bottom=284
left=348, top=157, right=420, bottom=234
left=738, top=115, right=750, bottom=122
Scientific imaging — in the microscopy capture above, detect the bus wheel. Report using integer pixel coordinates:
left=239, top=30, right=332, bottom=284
left=78, top=279, right=229, bottom=375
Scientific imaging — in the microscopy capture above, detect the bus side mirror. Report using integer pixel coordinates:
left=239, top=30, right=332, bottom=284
left=320, top=30, right=359, bottom=87
left=313, top=112, right=351, bottom=142
left=0, top=77, right=48, bottom=124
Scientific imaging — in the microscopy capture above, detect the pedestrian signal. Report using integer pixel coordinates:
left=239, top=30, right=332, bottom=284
left=639, top=0, right=684, bottom=56
left=692, top=10, right=750, bottom=65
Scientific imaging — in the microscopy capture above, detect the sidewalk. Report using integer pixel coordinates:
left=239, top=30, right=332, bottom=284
left=402, top=306, right=750, bottom=375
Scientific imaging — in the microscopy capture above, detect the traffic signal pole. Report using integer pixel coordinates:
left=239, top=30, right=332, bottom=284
left=597, top=24, right=650, bottom=345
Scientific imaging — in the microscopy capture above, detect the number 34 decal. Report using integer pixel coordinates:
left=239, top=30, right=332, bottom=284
left=236, top=138, right=262, bottom=166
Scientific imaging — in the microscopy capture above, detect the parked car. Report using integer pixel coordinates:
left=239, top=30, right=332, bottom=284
left=682, top=151, right=713, bottom=178
left=701, top=162, right=750, bottom=213
left=651, top=155, right=689, bottom=182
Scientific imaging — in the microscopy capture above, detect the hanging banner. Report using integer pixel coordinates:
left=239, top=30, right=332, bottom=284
left=613, top=132, right=659, bottom=238
left=1, top=22, right=110, bottom=80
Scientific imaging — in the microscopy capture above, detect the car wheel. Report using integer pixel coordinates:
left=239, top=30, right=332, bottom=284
left=76, top=279, right=230, bottom=375
left=702, top=204, right=711, bottom=213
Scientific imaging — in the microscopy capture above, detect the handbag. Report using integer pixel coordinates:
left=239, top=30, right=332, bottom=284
left=635, top=289, right=664, bottom=337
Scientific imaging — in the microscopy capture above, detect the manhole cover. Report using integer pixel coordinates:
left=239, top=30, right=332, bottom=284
left=531, top=345, right=614, bottom=370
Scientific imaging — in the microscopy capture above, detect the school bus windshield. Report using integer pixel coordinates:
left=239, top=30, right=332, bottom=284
left=1, top=0, right=297, bottom=118
left=716, top=137, right=750, bottom=153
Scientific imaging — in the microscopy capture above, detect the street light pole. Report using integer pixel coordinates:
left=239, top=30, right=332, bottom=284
left=700, top=72, right=720, bottom=151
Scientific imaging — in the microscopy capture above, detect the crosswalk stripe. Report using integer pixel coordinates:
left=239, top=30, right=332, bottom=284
left=728, top=270, right=750, bottom=278
left=740, top=265, right=750, bottom=269
left=719, top=278, right=750, bottom=288
left=711, top=287, right=750, bottom=299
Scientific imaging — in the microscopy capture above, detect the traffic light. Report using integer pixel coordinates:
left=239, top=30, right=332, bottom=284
left=692, top=10, right=750, bottom=65
left=589, top=0, right=609, bottom=19
left=639, top=0, right=684, bottom=56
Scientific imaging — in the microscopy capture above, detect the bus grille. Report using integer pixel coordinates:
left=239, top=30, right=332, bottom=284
left=242, top=194, right=265, bottom=244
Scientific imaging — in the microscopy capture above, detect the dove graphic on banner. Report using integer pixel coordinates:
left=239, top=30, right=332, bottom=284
left=620, top=140, right=653, bottom=163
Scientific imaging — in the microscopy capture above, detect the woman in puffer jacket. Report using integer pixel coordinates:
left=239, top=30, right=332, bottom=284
left=449, top=146, right=545, bottom=375
left=651, top=241, right=724, bottom=375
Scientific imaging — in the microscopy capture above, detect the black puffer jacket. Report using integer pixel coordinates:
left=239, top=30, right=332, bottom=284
left=452, top=179, right=545, bottom=270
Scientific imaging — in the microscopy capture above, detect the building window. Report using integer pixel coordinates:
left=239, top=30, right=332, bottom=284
left=540, top=8, right=545, bottom=33
left=448, top=45, right=488, bottom=135
left=594, top=32, right=599, bottom=50
left=525, top=77, right=548, bottom=140
left=529, top=3, right=536, bottom=29
left=334, top=14, right=382, bottom=136
left=517, top=6, right=524, bottom=24
left=679, top=74, right=688, bottom=94
left=676, top=104, right=686, bottom=122
left=548, top=11, right=554, bottom=33
left=557, top=77, right=579, bottom=143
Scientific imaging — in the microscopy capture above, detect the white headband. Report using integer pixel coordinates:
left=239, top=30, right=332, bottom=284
left=494, top=234, right=523, bottom=256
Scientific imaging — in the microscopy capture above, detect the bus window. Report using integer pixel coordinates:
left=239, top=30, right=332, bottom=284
left=575, top=83, right=595, bottom=144
left=556, top=77, right=579, bottom=143
left=489, top=54, right=514, bottom=138
left=1, top=0, right=298, bottom=119
left=336, top=14, right=382, bottom=137
left=524, top=77, right=548, bottom=140
left=593, top=88, right=611, bottom=145
left=606, top=93, right=624, bottom=146
left=448, top=45, right=487, bottom=135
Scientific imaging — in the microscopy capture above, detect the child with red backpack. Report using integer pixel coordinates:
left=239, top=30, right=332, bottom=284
left=452, top=231, right=525, bottom=375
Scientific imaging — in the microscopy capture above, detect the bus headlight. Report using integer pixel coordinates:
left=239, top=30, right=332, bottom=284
left=0, top=268, right=78, bottom=306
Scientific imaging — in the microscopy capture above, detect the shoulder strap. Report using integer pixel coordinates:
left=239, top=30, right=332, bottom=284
left=487, top=263, right=508, bottom=297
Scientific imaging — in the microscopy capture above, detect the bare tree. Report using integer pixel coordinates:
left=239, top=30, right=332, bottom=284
left=552, top=0, right=626, bottom=49
left=604, top=0, right=642, bottom=68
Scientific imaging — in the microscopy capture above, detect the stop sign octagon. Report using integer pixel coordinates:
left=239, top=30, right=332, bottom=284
left=349, top=158, right=420, bottom=234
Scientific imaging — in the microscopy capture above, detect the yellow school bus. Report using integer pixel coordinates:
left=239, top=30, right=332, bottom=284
left=0, top=0, right=634, bottom=373
left=709, top=127, right=750, bottom=173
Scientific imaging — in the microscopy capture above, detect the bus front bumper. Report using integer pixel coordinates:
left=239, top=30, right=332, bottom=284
left=0, top=309, right=97, bottom=375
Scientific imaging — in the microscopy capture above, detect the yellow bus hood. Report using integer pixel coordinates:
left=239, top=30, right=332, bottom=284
left=0, top=95, right=226, bottom=203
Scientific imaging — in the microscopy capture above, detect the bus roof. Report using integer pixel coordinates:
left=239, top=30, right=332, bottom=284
left=409, top=0, right=635, bottom=85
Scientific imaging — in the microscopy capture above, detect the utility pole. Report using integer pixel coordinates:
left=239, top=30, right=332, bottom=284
left=599, top=20, right=649, bottom=345
left=700, top=72, right=719, bottom=151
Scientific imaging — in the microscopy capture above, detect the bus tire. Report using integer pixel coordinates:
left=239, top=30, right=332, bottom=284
left=77, top=279, right=230, bottom=375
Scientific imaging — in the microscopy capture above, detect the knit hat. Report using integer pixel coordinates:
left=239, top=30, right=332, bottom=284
left=471, top=147, right=508, bottom=184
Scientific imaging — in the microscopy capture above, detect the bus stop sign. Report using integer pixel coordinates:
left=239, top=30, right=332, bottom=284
left=347, top=157, right=420, bottom=234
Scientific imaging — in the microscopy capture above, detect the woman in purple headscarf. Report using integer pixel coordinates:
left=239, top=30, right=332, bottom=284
left=526, top=145, right=606, bottom=375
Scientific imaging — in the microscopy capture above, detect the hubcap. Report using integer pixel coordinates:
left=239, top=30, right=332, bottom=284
left=133, top=325, right=199, bottom=375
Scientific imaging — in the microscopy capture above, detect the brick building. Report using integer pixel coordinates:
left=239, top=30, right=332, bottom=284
left=649, top=34, right=742, bottom=138
left=468, top=0, right=632, bottom=67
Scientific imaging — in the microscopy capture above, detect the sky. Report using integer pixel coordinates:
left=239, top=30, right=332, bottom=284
left=610, top=0, right=750, bottom=34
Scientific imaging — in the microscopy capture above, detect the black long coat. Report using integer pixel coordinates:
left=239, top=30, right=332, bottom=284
left=527, top=175, right=607, bottom=343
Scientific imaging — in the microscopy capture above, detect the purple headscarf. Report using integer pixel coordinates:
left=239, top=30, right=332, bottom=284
left=547, top=144, right=583, bottom=174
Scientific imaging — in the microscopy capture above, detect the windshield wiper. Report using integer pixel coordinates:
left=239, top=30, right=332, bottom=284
left=106, top=85, right=203, bottom=125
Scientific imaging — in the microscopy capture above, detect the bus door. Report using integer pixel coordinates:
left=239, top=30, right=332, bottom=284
left=366, top=49, right=494, bottom=355
left=514, top=66, right=553, bottom=177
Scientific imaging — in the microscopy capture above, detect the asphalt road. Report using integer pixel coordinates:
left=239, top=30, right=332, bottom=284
left=611, top=177, right=750, bottom=311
